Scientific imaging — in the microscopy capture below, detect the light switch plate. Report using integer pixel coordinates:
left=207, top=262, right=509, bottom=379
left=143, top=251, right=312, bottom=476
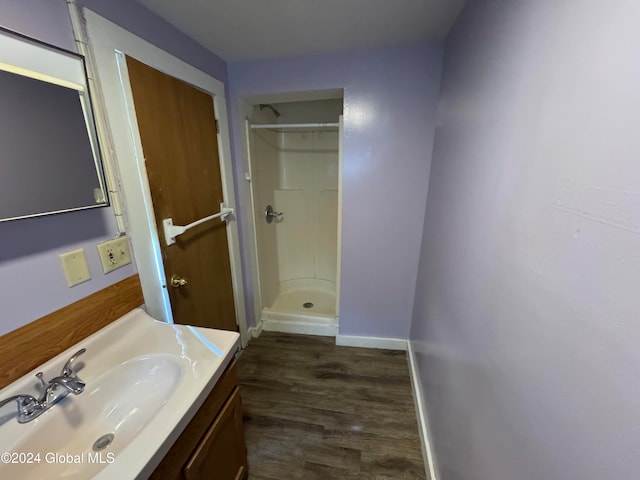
left=60, top=248, right=91, bottom=287
left=97, top=237, right=132, bottom=273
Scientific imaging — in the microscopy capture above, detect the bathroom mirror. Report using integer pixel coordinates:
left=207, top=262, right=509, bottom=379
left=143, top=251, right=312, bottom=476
left=0, top=27, right=108, bottom=222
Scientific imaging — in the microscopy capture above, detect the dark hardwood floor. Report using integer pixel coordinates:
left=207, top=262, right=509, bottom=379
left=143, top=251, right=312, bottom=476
left=237, top=332, right=426, bottom=480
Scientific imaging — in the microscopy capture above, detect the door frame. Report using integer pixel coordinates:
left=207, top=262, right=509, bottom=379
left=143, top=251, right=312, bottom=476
left=78, top=9, right=248, bottom=345
left=242, top=118, right=264, bottom=330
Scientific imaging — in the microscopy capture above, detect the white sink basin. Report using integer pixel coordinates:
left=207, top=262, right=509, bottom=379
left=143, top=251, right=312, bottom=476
left=0, top=309, right=240, bottom=479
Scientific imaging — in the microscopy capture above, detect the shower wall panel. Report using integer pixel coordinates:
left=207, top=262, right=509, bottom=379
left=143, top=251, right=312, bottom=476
left=317, top=190, right=338, bottom=282
left=250, top=129, right=279, bottom=307
left=275, top=131, right=338, bottom=286
left=274, top=189, right=312, bottom=281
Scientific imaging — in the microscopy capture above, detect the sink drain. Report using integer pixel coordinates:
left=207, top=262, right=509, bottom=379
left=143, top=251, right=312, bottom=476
left=93, top=433, right=115, bottom=451
left=303, top=302, right=314, bottom=309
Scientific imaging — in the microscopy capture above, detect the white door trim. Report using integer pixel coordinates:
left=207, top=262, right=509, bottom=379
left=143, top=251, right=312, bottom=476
left=243, top=118, right=264, bottom=329
left=78, top=9, right=248, bottom=345
left=336, top=115, right=344, bottom=320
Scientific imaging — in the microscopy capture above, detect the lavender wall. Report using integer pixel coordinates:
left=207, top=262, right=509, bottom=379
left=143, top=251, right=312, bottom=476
left=229, top=44, right=443, bottom=338
left=410, top=1, right=640, bottom=479
left=0, top=0, right=228, bottom=336
left=0, top=0, right=75, bottom=49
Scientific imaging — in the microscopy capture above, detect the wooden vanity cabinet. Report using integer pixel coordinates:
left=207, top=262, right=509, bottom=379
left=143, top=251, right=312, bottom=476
left=150, top=359, right=248, bottom=480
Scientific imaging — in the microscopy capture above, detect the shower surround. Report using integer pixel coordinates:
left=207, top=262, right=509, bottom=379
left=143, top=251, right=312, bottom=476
left=251, top=127, right=339, bottom=335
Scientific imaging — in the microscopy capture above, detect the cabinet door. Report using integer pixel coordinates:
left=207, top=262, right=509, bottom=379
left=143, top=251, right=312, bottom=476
left=183, top=388, right=247, bottom=480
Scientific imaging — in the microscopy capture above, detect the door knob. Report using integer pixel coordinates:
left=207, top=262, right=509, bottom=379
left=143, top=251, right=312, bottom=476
left=170, top=274, right=188, bottom=288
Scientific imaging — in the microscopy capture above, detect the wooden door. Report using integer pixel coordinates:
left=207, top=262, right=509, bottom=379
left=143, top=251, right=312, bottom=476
left=126, top=56, right=237, bottom=331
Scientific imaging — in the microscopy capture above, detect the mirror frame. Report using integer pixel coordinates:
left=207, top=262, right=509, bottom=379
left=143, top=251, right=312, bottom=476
left=0, top=26, right=109, bottom=222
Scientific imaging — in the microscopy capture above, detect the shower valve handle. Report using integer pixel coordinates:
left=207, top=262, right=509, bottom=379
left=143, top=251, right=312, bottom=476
left=265, top=205, right=283, bottom=224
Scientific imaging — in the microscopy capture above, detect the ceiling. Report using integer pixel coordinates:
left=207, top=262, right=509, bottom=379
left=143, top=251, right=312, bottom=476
left=136, top=0, right=466, bottom=62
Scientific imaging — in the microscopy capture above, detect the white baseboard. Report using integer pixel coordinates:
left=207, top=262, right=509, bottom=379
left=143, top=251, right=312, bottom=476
left=261, top=319, right=338, bottom=337
left=247, top=320, right=263, bottom=338
left=335, top=335, right=407, bottom=351
left=407, top=341, right=439, bottom=480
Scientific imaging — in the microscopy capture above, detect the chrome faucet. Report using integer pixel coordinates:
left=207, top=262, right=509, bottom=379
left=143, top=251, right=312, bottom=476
left=37, top=373, right=86, bottom=402
left=0, top=348, right=86, bottom=423
left=37, top=348, right=86, bottom=403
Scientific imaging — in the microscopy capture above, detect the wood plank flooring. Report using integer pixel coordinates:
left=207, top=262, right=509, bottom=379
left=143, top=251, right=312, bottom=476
left=237, top=332, right=426, bottom=480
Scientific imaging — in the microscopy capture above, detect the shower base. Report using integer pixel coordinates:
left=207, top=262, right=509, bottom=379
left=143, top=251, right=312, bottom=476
left=261, top=279, right=338, bottom=337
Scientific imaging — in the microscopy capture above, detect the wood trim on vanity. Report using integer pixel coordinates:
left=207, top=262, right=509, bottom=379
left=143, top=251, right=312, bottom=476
left=0, top=275, right=143, bottom=390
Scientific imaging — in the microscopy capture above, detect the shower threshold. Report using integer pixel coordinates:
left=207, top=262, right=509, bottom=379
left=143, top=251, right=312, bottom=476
left=260, top=309, right=338, bottom=337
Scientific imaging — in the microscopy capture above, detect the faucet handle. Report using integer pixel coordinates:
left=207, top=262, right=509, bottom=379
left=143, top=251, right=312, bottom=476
left=61, top=348, right=86, bottom=377
left=0, top=394, right=39, bottom=418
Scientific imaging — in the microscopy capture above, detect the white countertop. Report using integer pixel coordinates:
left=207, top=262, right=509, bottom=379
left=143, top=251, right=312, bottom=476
left=0, top=308, right=240, bottom=480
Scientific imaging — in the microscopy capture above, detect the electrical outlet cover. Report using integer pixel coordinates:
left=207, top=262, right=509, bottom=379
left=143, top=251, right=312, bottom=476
left=60, top=248, right=91, bottom=287
left=97, top=237, right=132, bottom=273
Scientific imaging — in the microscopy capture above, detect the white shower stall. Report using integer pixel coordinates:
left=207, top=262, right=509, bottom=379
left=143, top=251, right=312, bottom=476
left=246, top=99, right=341, bottom=336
